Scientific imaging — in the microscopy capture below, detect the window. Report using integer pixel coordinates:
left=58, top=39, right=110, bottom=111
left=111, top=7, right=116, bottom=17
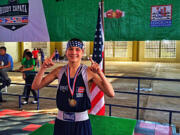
left=145, top=41, right=160, bottom=58
left=62, top=42, right=68, bottom=56
left=161, top=40, right=176, bottom=58
left=145, top=40, right=176, bottom=58
left=32, top=42, right=48, bottom=48
left=104, top=41, right=128, bottom=58
left=83, top=41, right=88, bottom=57
left=114, top=41, right=128, bottom=57
left=104, top=41, right=113, bottom=57
left=0, top=42, right=4, bottom=46
left=31, top=42, right=49, bottom=57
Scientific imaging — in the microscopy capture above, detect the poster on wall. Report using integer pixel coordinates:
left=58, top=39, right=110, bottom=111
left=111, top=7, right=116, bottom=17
left=150, top=5, right=172, bottom=27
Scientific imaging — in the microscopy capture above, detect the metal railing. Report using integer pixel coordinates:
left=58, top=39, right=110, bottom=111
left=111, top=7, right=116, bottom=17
left=1, top=71, right=180, bottom=125
left=106, top=76, right=180, bottom=125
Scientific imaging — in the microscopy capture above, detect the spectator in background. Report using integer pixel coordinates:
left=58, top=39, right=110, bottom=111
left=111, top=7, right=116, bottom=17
left=0, top=46, right=13, bottom=102
left=32, top=48, right=39, bottom=68
left=18, top=51, right=38, bottom=105
left=55, top=48, right=59, bottom=62
left=23, top=49, right=30, bottom=58
left=19, top=49, right=30, bottom=98
left=21, top=49, right=30, bottom=69
left=39, top=48, right=45, bottom=64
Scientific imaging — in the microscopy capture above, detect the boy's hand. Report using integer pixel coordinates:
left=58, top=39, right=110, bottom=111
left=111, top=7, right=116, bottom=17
left=42, top=52, right=55, bottom=69
left=89, top=58, right=102, bottom=75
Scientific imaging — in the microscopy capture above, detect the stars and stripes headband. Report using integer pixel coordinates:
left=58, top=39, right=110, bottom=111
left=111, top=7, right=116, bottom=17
left=66, top=40, right=84, bottom=50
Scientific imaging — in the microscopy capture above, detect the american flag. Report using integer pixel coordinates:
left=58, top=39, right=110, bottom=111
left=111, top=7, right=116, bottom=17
left=88, top=2, right=105, bottom=115
left=78, top=87, right=85, bottom=93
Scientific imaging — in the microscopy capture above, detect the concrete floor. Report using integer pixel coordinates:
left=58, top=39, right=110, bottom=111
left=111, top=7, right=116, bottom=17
left=1, top=60, right=180, bottom=131
left=105, top=61, right=180, bottom=131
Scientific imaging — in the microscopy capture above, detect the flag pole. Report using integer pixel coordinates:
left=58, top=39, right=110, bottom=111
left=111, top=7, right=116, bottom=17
left=101, top=0, right=105, bottom=73
left=101, top=0, right=104, bottom=30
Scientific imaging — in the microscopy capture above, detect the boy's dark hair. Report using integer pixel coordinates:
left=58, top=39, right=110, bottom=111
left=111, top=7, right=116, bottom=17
left=0, top=46, right=6, bottom=52
left=25, top=52, right=32, bottom=58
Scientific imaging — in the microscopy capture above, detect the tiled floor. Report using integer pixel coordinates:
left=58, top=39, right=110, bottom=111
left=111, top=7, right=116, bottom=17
left=0, top=109, right=55, bottom=135
left=0, top=109, right=178, bottom=135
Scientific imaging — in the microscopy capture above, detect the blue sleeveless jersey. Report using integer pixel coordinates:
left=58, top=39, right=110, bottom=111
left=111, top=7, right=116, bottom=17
left=56, top=65, right=91, bottom=112
left=54, top=65, right=92, bottom=135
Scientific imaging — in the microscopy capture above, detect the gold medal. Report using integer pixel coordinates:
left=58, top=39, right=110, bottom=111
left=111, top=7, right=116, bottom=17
left=67, top=65, right=81, bottom=107
left=69, top=99, right=77, bottom=107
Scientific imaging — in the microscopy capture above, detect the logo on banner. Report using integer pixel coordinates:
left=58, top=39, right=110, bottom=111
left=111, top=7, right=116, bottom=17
left=104, top=9, right=125, bottom=19
left=151, top=5, right=172, bottom=27
left=0, top=0, right=29, bottom=31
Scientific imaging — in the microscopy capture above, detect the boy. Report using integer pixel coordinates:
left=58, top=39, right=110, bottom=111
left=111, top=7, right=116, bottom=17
left=32, top=38, right=114, bottom=135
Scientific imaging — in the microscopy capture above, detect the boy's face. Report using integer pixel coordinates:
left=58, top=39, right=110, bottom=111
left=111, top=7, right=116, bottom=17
left=66, top=47, right=84, bottom=63
left=0, top=49, right=5, bottom=56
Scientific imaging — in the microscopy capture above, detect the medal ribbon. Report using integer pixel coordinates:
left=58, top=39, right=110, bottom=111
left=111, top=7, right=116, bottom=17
left=67, top=65, right=81, bottom=97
